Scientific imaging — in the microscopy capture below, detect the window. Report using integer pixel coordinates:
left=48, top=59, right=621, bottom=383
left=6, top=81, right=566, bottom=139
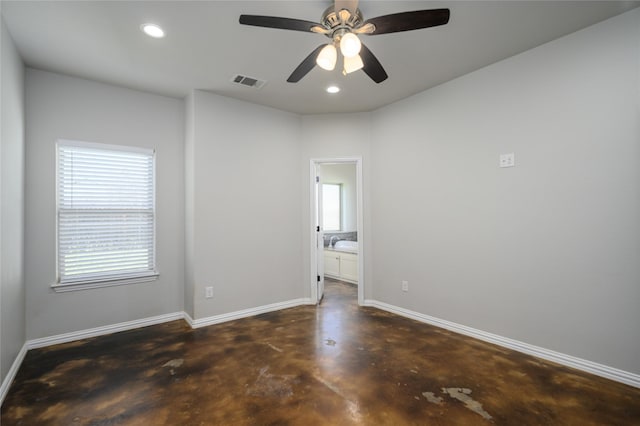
left=322, top=183, right=341, bottom=231
left=55, top=140, right=157, bottom=291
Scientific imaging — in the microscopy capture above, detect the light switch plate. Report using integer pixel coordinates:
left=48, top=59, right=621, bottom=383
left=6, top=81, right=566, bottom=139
left=500, top=153, right=515, bottom=168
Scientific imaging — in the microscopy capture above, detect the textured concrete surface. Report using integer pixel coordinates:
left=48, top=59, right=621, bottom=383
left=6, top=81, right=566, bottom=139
left=2, top=279, right=639, bottom=425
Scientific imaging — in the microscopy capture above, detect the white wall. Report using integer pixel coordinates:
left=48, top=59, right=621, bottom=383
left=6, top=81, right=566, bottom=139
left=300, top=113, right=372, bottom=299
left=322, top=163, right=357, bottom=232
left=0, top=16, right=25, bottom=383
left=370, top=9, right=640, bottom=374
left=187, top=90, right=303, bottom=319
left=24, top=69, right=185, bottom=339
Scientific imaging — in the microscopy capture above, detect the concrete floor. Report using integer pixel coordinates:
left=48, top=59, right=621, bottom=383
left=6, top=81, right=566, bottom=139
left=2, top=279, right=639, bottom=425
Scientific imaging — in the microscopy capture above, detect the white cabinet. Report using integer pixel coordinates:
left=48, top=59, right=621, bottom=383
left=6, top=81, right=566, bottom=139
left=324, top=252, right=340, bottom=277
left=340, top=252, right=358, bottom=282
left=324, top=249, right=358, bottom=284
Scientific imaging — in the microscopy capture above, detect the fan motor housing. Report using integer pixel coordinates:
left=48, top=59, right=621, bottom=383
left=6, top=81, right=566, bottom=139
left=321, top=6, right=363, bottom=39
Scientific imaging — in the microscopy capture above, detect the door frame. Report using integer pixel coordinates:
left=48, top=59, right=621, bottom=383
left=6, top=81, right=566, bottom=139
left=309, top=157, right=364, bottom=305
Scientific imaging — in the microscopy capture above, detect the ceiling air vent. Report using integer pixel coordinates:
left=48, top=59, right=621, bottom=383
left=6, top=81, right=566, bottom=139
left=231, top=74, right=266, bottom=89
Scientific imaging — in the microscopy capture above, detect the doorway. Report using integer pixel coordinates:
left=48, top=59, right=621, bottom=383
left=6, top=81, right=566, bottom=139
left=310, top=158, right=364, bottom=305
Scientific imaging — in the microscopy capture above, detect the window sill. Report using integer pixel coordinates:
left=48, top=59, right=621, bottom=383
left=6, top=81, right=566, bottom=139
left=51, top=273, right=159, bottom=293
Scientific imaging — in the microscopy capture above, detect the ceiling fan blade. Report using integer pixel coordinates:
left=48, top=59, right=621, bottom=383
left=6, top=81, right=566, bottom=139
left=287, top=45, right=325, bottom=83
left=364, top=9, right=450, bottom=35
left=239, top=15, right=321, bottom=33
left=360, top=43, right=388, bottom=84
left=335, top=0, right=359, bottom=15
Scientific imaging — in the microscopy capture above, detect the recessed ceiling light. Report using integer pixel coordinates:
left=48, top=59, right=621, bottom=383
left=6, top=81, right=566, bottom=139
left=141, top=23, right=165, bottom=38
left=326, top=85, right=340, bottom=94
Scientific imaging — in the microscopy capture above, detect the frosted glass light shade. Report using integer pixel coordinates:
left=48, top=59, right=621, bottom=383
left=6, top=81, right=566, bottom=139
left=343, top=54, right=364, bottom=74
left=316, top=44, right=337, bottom=71
left=340, top=33, right=361, bottom=58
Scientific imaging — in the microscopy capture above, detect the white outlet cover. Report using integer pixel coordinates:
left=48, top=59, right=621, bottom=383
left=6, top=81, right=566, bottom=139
left=499, top=153, right=515, bottom=168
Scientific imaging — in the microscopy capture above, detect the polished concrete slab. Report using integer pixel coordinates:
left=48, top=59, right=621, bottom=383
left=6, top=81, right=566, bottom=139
left=2, top=279, right=639, bottom=425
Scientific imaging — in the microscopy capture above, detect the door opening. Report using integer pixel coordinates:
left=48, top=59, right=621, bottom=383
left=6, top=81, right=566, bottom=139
left=310, top=158, right=364, bottom=305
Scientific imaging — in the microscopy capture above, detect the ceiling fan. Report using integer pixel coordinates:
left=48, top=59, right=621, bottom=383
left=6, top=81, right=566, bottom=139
left=239, top=0, right=450, bottom=84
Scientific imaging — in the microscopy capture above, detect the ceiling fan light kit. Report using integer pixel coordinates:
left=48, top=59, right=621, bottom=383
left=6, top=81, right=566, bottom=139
left=239, top=0, right=450, bottom=84
left=339, top=32, right=362, bottom=57
left=317, top=44, right=337, bottom=71
left=343, top=54, right=364, bottom=75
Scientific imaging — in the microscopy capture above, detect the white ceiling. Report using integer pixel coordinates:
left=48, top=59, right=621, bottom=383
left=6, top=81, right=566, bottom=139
left=2, top=1, right=638, bottom=114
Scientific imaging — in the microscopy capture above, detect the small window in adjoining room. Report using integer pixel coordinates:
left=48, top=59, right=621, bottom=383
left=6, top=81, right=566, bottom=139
left=322, top=183, right=341, bottom=231
left=54, top=140, right=157, bottom=292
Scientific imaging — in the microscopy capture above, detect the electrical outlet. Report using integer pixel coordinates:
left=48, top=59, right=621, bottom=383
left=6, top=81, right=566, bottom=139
left=401, top=280, right=409, bottom=292
left=205, top=286, right=213, bottom=299
left=499, top=153, right=515, bottom=168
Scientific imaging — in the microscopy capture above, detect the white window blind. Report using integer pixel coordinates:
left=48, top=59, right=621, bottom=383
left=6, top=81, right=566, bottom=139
left=56, top=141, right=156, bottom=286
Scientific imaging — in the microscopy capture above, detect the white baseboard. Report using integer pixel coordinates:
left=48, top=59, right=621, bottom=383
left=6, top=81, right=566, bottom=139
left=1, top=300, right=318, bottom=406
left=183, top=311, right=195, bottom=328
left=5, top=296, right=635, bottom=409
left=190, top=298, right=314, bottom=329
left=0, top=343, right=28, bottom=407
left=26, top=312, right=185, bottom=349
left=364, top=299, right=640, bottom=389
left=1, top=311, right=184, bottom=407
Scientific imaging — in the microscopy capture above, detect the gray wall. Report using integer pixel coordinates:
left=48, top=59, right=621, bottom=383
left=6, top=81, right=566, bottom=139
left=300, top=113, right=372, bottom=300
left=370, top=9, right=640, bottom=374
left=24, top=69, right=185, bottom=339
left=4, top=5, right=638, bottom=385
left=187, top=90, right=303, bottom=319
left=184, top=93, right=195, bottom=319
left=1, top=16, right=25, bottom=382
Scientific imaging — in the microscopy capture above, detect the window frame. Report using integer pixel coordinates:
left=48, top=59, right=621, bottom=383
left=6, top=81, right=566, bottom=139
left=52, top=139, right=158, bottom=293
